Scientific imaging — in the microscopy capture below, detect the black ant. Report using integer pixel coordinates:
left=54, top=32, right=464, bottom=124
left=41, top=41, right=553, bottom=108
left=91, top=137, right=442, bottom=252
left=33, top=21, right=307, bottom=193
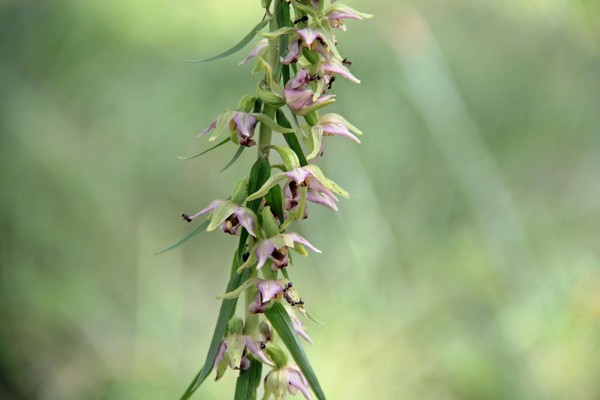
left=342, top=58, right=352, bottom=66
left=259, top=341, right=266, bottom=350
left=309, top=74, right=321, bottom=81
left=181, top=213, right=192, bottom=222
left=293, top=16, right=308, bottom=25
left=326, top=76, right=336, bottom=90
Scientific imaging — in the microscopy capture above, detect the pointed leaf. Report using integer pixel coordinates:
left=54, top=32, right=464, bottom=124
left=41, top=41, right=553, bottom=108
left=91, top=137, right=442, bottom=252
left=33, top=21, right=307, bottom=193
left=179, top=265, right=251, bottom=399
left=265, top=184, right=284, bottom=222
left=178, top=137, right=231, bottom=160
left=220, top=146, right=246, bottom=172
left=189, top=17, right=270, bottom=63
left=276, top=109, right=308, bottom=167
left=234, top=358, right=263, bottom=400
left=265, top=302, right=327, bottom=400
left=155, top=219, right=210, bottom=255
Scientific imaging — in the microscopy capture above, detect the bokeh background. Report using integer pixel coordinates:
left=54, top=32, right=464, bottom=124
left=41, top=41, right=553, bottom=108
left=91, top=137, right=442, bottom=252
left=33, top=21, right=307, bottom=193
left=1, top=0, right=600, bottom=399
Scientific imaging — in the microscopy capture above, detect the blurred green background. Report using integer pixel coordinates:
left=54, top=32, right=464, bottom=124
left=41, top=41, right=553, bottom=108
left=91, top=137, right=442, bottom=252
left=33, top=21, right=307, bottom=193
left=1, top=0, right=600, bottom=399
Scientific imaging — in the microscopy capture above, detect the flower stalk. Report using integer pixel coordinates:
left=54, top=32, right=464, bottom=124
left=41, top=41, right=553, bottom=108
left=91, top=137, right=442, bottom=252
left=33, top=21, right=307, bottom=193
left=175, top=1, right=371, bottom=399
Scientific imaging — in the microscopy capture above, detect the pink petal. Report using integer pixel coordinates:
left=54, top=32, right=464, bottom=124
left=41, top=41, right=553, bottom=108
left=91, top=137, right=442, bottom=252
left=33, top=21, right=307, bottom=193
left=288, top=233, right=321, bottom=253
left=288, top=367, right=312, bottom=399
left=234, top=208, right=256, bottom=237
left=284, top=167, right=311, bottom=184
left=244, top=336, right=274, bottom=366
left=198, top=118, right=218, bottom=138
left=187, top=199, right=225, bottom=220
left=306, top=189, right=338, bottom=211
left=239, top=39, right=268, bottom=65
left=255, top=240, right=275, bottom=270
left=257, top=280, right=285, bottom=302
left=281, top=39, right=302, bottom=65
left=213, top=341, right=227, bottom=369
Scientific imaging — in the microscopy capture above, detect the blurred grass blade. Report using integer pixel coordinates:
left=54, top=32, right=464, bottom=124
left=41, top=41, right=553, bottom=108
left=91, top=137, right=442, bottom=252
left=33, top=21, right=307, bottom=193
left=265, top=302, right=326, bottom=400
left=276, top=109, right=307, bottom=166
left=177, top=138, right=230, bottom=160
left=155, top=220, right=209, bottom=255
left=220, top=146, right=245, bottom=172
left=180, top=266, right=251, bottom=399
left=234, top=358, right=263, bottom=400
left=189, top=16, right=269, bottom=63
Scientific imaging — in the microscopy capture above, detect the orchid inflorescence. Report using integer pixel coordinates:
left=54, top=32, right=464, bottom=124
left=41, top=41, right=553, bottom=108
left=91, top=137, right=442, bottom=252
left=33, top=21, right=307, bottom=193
left=173, top=1, right=371, bottom=399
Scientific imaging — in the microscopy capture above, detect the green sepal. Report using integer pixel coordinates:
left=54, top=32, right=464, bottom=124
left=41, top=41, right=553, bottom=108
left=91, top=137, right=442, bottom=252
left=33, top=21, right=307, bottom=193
left=301, top=47, right=320, bottom=65
left=261, top=206, right=281, bottom=238
left=295, top=185, right=307, bottom=221
left=290, top=0, right=319, bottom=17
left=296, top=97, right=336, bottom=116
left=217, top=277, right=260, bottom=300
left=303, top=111, right=319, bottom=127
left=189, top=16, right=270, bottom=63
left=246, top=172, right=287, bottom=202
left=231, top=177, right=249, bottom=204
left=209, top=110, right=237, bottom=142
left=234, top=358, right=263, bottom=400
left=276, top=109, right=308, bottom=167
left=155, top=219, right=210, bottom=255
left=257, top=80, right=286, bottom=107
left=304, top=164, right=349, bottom=198
left=268, top=145, right=300, bottom=171
left=220, top=145, right=246, bottom=172
left=306, top=124, right=323, bottom=160
left=265, top=302, right=327, bottom=400
left=238, top=95, right=258, bottom=113
left=261, top=27, right=296, bottom=39
left=177, top=137, right=231, bottom=160
left=228, top=317, right=245, bottom=335
left=265, top=344, right=289, bottom=369
left=207, top=200, right=240, bottom=232
left=251, top=113, right=296, bottom=133
left=265, top=184, right=285, bottom=222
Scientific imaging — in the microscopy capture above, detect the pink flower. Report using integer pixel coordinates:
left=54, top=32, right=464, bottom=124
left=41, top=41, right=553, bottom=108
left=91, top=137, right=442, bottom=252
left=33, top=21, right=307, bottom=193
left=182, top=199, right=257, bottom=237
left=214, top=333, right=273, bottom=380
left=199, top=111, right=258, bottom=147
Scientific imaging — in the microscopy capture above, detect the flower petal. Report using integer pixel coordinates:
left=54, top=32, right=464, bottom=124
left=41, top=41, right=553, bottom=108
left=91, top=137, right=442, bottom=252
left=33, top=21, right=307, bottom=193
left=288, top=367, right=312, bottom=399
left=255, top=240, right=275, bottom=270
left=244, top=336, right=274, bottom=366
left=239, top=39, right=268, bottom=65
left=288, top=233, right=321, bottom=253
left=234, top=207, right=257, bottom=237
left=187, top=199, right=225, bottom=220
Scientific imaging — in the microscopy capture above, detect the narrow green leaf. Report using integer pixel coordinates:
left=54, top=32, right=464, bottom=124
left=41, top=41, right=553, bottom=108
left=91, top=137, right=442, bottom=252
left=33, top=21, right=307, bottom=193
left=234, top=359, right=263, bottom=400
left=265, top=184, right=284, bottom=222
left=179, top=265, right=252, bottom=399
left=265, top=302, right=327, bottom=400
left=275, top=0, right=291, bottom=78
left=189, top=17, right=270, bottom=63
left=177, top=138, right=231, bottom=160
left=155, top=220, right=210, bottom=255
left=246, top=157, right=272, bottom=212
left=276, top=110, right=308, bottom=166
left=220, top=146, right=246, bottom=172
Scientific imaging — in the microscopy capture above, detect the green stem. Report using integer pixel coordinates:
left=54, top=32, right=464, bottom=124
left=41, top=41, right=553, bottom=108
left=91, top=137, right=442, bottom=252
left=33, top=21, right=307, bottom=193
left=257, top=0, right=281, bottom=158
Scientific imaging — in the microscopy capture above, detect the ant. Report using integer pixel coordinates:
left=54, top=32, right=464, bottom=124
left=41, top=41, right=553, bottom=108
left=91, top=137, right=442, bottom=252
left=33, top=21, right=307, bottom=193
left=181, top=213, right=192, bottom=222
left=309, top=74, right=321, bottom=82
left=342, top=58, right=352, bottom=66
left=293, top=16, right=308, bottom=25
left=326, top=76, right=336, bottom=90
